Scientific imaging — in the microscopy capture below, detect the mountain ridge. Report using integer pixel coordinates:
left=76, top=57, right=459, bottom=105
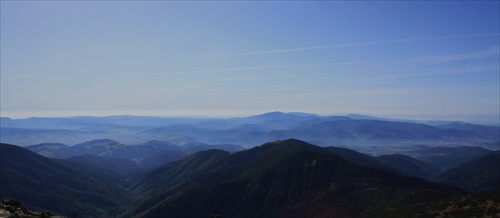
left=121, top=139, right=467, bottom=218
left=3, top=139, right=497, bottom=217
left=2, top=112, right=498, bottom=151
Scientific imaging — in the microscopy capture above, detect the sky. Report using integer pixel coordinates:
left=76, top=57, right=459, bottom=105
left=1, top=1, right=499, bottom=120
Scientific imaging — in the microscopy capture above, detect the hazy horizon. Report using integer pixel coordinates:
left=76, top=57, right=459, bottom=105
left=2, top=110, right=499, bottom=126
left=1, top=1, right=499, bottom=120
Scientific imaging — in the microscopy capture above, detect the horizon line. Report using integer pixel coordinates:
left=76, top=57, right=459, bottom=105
left=1, top=110, right=499, bottom=124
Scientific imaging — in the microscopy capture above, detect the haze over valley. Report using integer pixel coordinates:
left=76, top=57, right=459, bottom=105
left=1, top=112, right=499, bottom=153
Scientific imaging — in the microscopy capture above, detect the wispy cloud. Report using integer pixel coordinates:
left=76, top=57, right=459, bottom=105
left=412, top=45, right=500, bottom=63
left=112, top=63, right=348, bottom=78
left=371, top=65, right=499, bottom=81
left=365, top=46, right=500, bottom=81
left=192, top=76, right=268, bottom=83
left=379, top=67, right=498, bottom=79
left=112, top=46, right=498, bottom=79
left=301, top=86, right=498, bottom=99
left=99, top=32, right=500, bottom=67
left=230, top=33, right=500, bottom=56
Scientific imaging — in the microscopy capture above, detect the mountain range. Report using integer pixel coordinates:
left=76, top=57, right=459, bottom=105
left=1, top=138, right=499, bottom=217
left=24, top=139, right=244, bottom=172
left=1, top=112, right=499, bottom=154
left=1, top=112, right=499, bottom=217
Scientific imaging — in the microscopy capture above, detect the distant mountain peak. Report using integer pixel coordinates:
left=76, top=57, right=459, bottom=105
left=265, top=111, right=285, bottom=115
left=261, top=111, right=318, bottom=116
left=248, top=111, right=319, bottom=122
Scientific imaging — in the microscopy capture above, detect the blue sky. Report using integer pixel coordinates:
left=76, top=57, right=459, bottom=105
left=1, top=1, right=499, bottom=119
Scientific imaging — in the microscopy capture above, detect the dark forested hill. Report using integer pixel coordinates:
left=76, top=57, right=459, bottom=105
left=376, top=154, right=440, bottom=180
left=122, top=139, right=465, bottom=218
left=406, top=146, right=493, bottom=171
left=437, top=151, right=500, bottom=192
left=0, top=143, right=132, bottom=218
left=127, top=149, right=230, bottom=198
left=4, top=138, right=498, bottom=218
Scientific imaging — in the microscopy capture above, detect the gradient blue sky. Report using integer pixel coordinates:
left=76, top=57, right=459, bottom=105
left=1, top=1, right=499, bottom=119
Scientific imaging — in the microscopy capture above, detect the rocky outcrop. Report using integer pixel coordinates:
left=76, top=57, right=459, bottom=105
left=0, top=199, right=64, bottom=218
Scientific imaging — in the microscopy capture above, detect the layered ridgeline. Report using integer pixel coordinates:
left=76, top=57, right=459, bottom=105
left=1, top=139, right=499, bottom=218
left=1, top=112, right=499, bottom=154
left=24, top=139, right=245, bottom=173
left=22, top=137, right=496, bottom=182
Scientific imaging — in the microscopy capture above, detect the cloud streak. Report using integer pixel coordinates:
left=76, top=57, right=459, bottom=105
left=371, top=65, right=499, bottom=81
left=297, top=86, right=499, bottom=99
left=113, top=46, right=499, bottom=79
left=99, top=32, right=500, bottom=67
left=230, top=33, right=500, bottom=56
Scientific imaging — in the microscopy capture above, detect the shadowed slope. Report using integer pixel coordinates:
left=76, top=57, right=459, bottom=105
left=438, top=152, right=500, bottom=192
left=0, top=143, right=132, bottom=218
left=123, top=139, right=464, bottom=218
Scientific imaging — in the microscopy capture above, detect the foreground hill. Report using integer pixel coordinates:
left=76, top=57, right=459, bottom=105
left=127, top=149, right=231, bottom=198
left=3, top=139, right=498, bottom=218
left=437, top=151, right=500, bottom=192
left=376, top=154, right=440, bottom=180
left=0, top=198, right=64, bottom=218
left=406, top=146, right=494, bottom=171
left=376, top=191, right=500, bottom=218
left=0, top=143, right=132, bottom=218
left=122, top=139, right=465, bottom=218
